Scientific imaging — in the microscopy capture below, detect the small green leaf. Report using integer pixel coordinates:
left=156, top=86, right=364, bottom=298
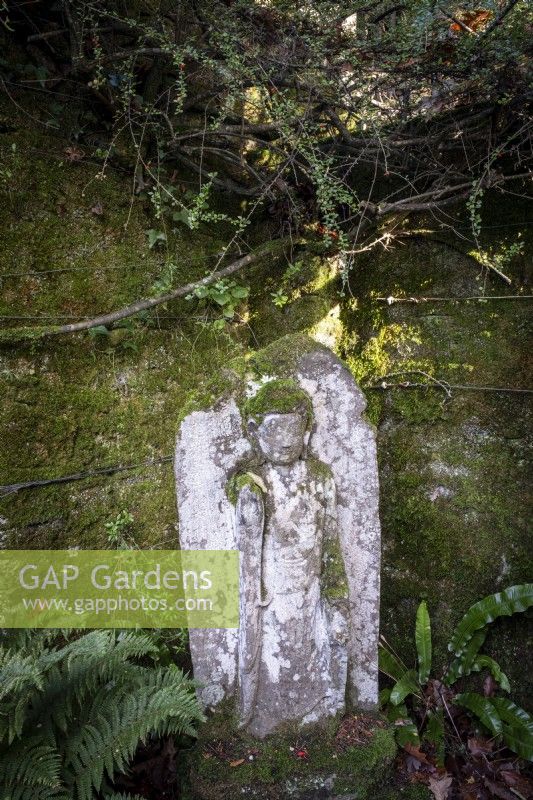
left=88, top=325, right=109, bottom=337
left=455, top=692, right=502, bottom=737
left=210, top=291, right=229, bottom=306
left=147, top=229, right=167, bottom=249
left=172, top=209, right=192, bottom=228
left=230, top=286, right=249, bottom=299
left=390, top=669, right=420, bottom=706
left=415, top=601, right=432, bottom=685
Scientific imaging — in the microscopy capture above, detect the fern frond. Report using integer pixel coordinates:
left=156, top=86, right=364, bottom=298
left=64, top=669, right=203, bottom=800
left=0, top=738, right=65, bottom=799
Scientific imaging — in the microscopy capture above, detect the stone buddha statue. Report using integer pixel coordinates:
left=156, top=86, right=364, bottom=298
left=175, top=339, right=381, bottom=741
left=233, top=381, right=349, bottom=737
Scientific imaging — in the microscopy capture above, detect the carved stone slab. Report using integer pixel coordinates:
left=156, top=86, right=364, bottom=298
left=175, top=338, right=381, bottom=734
left=296, top=349, right=380, bottom=709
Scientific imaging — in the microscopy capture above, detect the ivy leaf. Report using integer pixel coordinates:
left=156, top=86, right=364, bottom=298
left=415, top=600, right=432, bottom=685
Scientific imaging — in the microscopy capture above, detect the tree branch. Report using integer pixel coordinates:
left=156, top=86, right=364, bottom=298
left=1, top=238, right=296, bottom=341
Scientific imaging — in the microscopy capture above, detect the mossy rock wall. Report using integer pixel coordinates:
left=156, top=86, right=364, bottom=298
left=0, top=120, right=531, bottom=716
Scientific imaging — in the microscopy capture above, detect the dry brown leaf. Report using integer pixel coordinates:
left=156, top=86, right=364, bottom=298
left=429, top=774, right=453, bottom=800
left=404, top=743, right=432, bottom=765
left=64, top=146, right=85, bottom=162
left=229, top=758, right=244, bottom=767
left=467, top=736, right=493, bottom=756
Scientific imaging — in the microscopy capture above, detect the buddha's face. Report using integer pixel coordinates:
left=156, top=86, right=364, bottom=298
left=251, top=412, right=307, bottom=465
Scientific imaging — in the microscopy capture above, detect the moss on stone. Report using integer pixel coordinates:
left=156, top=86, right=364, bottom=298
left=187, top=710, right=397, bottom=799
left=322, top=533, right=349, bottom=601
left=226, top=472, right=264, bottom=506
left=244, top=378, right=313, bottom=425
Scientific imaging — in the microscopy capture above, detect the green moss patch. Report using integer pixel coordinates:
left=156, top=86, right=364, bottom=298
left=187, top=710, right=396, bottom=800
left=244, top=378, right=313, bottom=425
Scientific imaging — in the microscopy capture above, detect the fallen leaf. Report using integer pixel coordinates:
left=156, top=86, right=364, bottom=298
left=484, top=674, right=497, bottom=697
left=229, top=758, right=244, bottom=767
left=483, top=777, right=515, bottom=800
left=64, top=145, right=85, bottom=162
left=468, top=737, right=493, bottom=756
left=501, top=769, right=533, bottom=796
left=429, top=774, right=453, bottom=800
left=404, top=743, right=432, bottom=765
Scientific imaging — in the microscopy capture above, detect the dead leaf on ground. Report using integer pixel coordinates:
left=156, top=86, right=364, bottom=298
left=64, top=145, right=85, bottom=162
left=429, top=773, right=453, bottom=800
left=467, top=737, right=493, bottom=756
left=229, top=758, right=244, bottom=767
left=404, top=743, right=432, bottom=765
left=483, top=777, right=515, bottom=800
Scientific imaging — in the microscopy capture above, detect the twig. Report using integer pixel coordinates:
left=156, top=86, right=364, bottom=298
left=0, top=456, right=173, bottom=497
left=376, top=295, right=533, bottom=304
left=0, top=237, right=295, bottom=340
left=366, top=375, right=533, bottom=395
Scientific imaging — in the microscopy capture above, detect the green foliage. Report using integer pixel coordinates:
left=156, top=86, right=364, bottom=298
left=0, top=630, right=204, bottom=799
left=146, top=229, right=166, bottom=249
left=455, top=692, right=503, bottom=737
left=187, top=278, right=249, bottom=320
left=446, top=583, right=533, bottom=669
left=104, top=510, right=134, bottom=548
left=390, top=669, right=420, bottom=706
left=415, top=601, right=432, bottom=684
left=380, top=585, right=533, bottom=761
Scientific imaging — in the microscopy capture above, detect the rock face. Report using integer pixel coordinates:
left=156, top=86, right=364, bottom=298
left=175, top=337, right=381, bottom=736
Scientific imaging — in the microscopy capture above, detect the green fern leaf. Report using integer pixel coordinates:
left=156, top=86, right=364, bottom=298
left=454, top=692, right=502, bottom=736
left=470, top=656, right=510, bottom=692
left=390, top=669, right=420, bottom=706
left=415, top=601, right=432, bottom=684
left=448, top=584, right=533, bottom=658
left=378, top=643, right=406, bottom=682
left=491, top=697, right=533, bottom=761
left=444, top=628, right=487, bottom=685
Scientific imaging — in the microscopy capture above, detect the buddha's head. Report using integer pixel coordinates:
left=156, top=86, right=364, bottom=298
left=245, top=380, right=312, bottom=465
